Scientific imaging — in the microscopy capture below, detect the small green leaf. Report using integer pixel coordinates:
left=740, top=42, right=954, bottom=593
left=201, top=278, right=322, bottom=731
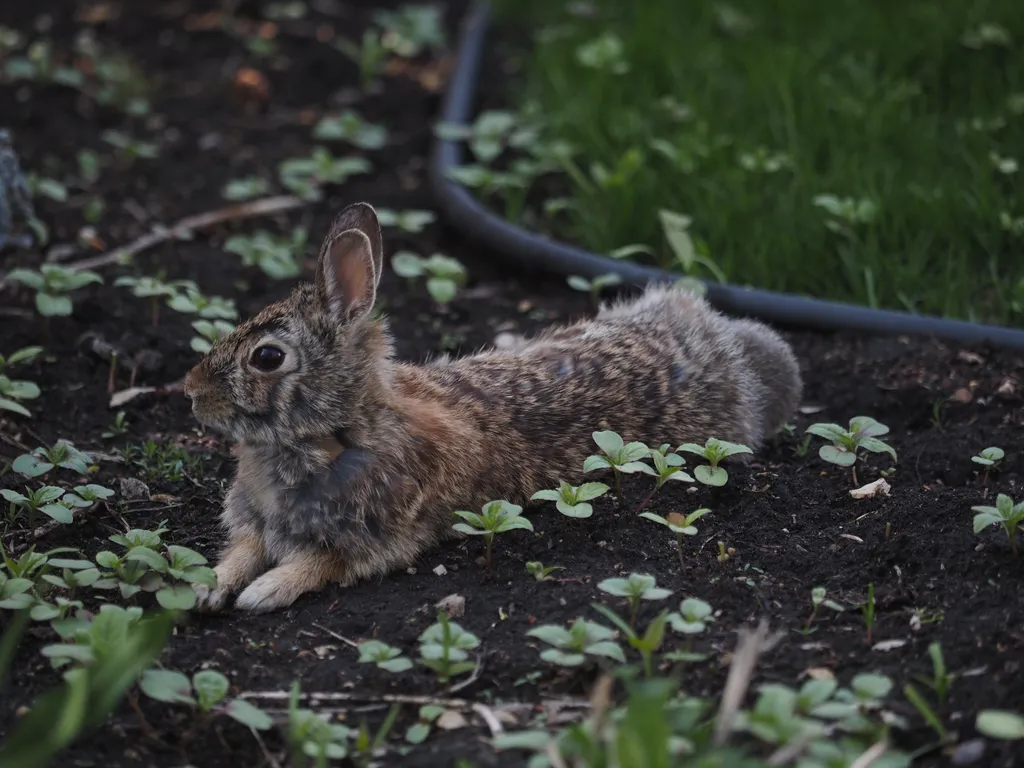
left=976, top=710, right=1024, bottom=740
left=156, top=585, right=197, bottom=610
left=225, top=699, right=273, bottom=730
left=193, top=669, right=230, bottom=711
left=694, top=464, right=728, bottom=486
left=140, top=669, right=194, bottom=705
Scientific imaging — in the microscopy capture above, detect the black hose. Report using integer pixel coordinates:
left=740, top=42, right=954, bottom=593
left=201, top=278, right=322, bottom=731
left=429, top=1, right=1024, bottom=350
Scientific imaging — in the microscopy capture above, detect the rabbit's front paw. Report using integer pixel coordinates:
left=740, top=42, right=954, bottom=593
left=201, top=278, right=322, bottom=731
left=233, top=552, right=341, bottom=614
left=192, top=581, right=234, bottom=613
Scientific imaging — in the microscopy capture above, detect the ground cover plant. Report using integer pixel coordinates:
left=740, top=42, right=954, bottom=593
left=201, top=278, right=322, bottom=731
left=0, top=1, right=1023, bottom=767
left=456, top=0, right=1024, bottom=326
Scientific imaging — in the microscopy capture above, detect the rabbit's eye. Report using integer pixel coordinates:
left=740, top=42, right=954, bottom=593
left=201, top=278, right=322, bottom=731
left=250, top=345, right=285, bottom=372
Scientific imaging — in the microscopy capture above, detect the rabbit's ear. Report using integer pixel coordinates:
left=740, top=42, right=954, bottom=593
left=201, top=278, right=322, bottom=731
left=316, top=203, right=383, bottom=321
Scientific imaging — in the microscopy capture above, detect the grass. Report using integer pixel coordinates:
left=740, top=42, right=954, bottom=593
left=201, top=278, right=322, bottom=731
left=489, top=0, right=1024, bottom=325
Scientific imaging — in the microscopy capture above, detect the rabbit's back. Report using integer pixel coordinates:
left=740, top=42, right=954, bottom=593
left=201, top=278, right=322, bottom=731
left=411, top=285, right=801, bottom=502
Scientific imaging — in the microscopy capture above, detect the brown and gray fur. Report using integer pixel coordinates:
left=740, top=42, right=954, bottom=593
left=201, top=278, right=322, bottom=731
left=184, top=203, right=803, bottom=613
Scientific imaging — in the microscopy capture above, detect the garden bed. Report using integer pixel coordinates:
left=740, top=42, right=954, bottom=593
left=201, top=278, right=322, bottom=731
left=1, top=2, right=1023, bottom=767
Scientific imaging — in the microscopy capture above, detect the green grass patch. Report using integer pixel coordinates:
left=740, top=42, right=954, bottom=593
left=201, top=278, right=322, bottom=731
left=481, top=0, right=1024, bottom=324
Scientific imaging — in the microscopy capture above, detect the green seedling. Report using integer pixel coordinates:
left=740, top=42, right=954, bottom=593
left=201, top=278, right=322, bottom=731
left=95, top=533, right=214, bottom=605
left=417, top=609, right=480, bottom=683
left=405, top=704, right=445, bottom=745
left=452, top=499, right=533, bottom=568
left=813, top=194, right=878, bottom=235
left=798, top=586, right=845, bottom=635
left=591, top=603, right=670, bottom=678
left=102, top=411, right=129, bottom=440
left=667, top=597, right=714, bottom=636
left=806, top=416, right=897, bottom=486
left=12, top=441, right=93, bottom=478
left=904, top=682, right=948, bottom=743
left=3, top=38, right=83, bottom=87
left=0, top=345, right=42, bottom=374
left=287, top=681, right=353, bottom=766
left=567, top=273, right=622, bottom=303
left=314, top=110, right=388, bottom=150
left=140, top=668, right=272, bottom=730
left=677, top=437, right=752, bottom=486
left=531, top=480, right=609, bottom=519
left=279, top=147, right=372, bottom=201
left=101, top=130, right=158, bottom=164
left=972, top=446, right=1005, bottom=468
left=658, top=209, right=727, bottom=281
left=61, top=484, right=114, bottom=509
left=526, top=560, right=565, bottom=581
left=597, top=573, right=671, bottom=628
left=224, top=228, right=308, bottom=280
left=27, top=174, right=67, bottom=202
left=860, top=583, right=876, bottom=644
left=373, top=4, right=445, bottom=57
left=221, top=176, right=270, bottom=201
left=638, top=509, right=709, bottom=567
left=166, top=284, right=238, bottom=320
left=190, top=319, right=237, bottom=355
left=0, top=486, right=71, bottom=526
left=6, top=264, right=103, bottom=317
left=913, top=642, right=955, bottom=707
left=794, top=433, right=812, bottom=458
left=357, top=639, right=413, bottom=673
left=120, top=439, right=203, bottom=483
left=633, top=445, right=695, bottom=512
left=113, top=275, right=180, bottom=326
left=972, top=446, right=1005, bottom=483
left=0, top=371, right=40, bottom=418
left=391, top=251, right=467, bottom=305
left=976, top=710, right=1024, bottom=741
left=376, top=208, right=436, bottom=233
left=584, top=430, right=650, bottom=494
left=335, top=28, right=389, bottom=90
left=972, top=494, right=1024, bottom=556
left=41, top=603, right=144, bottom=668
left=527, top=617, right=625, bottom=667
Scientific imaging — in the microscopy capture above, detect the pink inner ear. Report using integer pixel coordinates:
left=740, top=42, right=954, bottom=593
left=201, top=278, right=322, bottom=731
left=326, top=231, right=373, bottom=316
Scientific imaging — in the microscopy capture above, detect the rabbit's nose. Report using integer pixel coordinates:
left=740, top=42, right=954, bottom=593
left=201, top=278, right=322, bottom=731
left=182, top=369, right=199, bottom=399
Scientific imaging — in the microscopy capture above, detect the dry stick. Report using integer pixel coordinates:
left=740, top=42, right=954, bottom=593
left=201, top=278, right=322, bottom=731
left=240, top=689, right=505, bottom=737
left=311, top=622, right=359, bottom=649
left=848, top=740, right=890, bottom=768
left=711, top=619, right=783, bottom=748
left=250, top=725, right=283, bottom=768
left=443, top=652, right=485, bottom=696
left=0, top=195, right=305, bottom=292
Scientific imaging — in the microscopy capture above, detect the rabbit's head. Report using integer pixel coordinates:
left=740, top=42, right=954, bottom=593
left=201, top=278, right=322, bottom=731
left=183, top=202, right=388, bottom=445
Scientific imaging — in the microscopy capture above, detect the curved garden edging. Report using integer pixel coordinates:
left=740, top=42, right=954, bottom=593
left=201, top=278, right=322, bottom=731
left=429, top=0, right=1024, bottom=351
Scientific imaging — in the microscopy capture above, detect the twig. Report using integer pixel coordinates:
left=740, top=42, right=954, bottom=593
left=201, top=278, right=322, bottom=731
left=240, top=689, right=505, bottom=736
left=443, top=652, right=483, bottom=695
left=0, top=196, right=305, bottom=290
left=848, top=740, right=890, bottom=768
left=711, top=619, right=782, bottom=747
left=311, top=622, right=359, bottom=649
left=250, top=725, right=283, bottom=768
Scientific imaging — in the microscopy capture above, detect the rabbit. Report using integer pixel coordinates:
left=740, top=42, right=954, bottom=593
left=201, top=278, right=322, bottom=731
left=183, top=202, right=803, bottom=614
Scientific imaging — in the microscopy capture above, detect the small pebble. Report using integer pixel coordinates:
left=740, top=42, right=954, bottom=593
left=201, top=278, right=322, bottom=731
left=436, top=710, right=468, bottom=730
left=951, top=739, right=986, bottom=765
left=433, top=564, right=447, bottom=576
left=119, top=476, right=150, bottom=500
left=435, top=593, right=465, bottom=618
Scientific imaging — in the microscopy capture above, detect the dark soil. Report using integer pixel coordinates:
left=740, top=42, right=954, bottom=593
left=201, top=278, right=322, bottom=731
left=1, top=2, right=1023, bottom=767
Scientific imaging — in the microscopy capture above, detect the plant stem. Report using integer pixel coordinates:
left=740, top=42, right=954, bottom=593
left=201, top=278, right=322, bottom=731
left=614, top=468, right=622, bottom=496
left=852, top=463, right=859, bottom=487
left=675, top=533, right=684, bottom=568
left=629, top=598, right=638, bottom=629
left=633, top=483, right=658, bottom=515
